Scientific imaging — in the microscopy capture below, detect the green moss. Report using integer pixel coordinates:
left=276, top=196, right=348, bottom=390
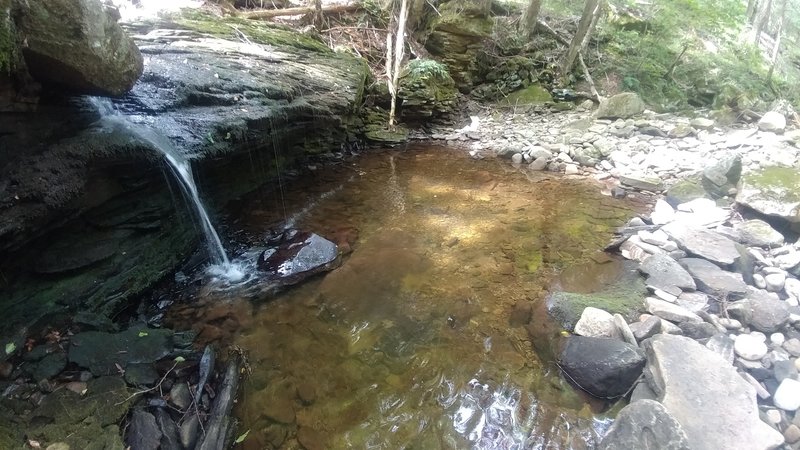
left=744, top=166, right=800, bottom=203
left=0, top=8, right=16, bottom=74
left=502, top=84, right=552, bottom=105
left=547, top=272, right=647, bottom=331
left=168, top=9, right=331, bottom=53
left=436, top=1, right=493, bottom=37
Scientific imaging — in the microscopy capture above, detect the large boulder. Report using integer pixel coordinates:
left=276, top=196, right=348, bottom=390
left=595, top=93, right=645, bottom=119
left=559, top=336, right=646, bottom=398
left=758, top=111, right=787, bottom=133
left=701, top=155, right=742, bottom=199
left=399, top=59, right=457, bottom=122
left=599, top=400, right=691, bottom=450
left=643, top=334, right=784, bottom=450
left=15, top=0, right=143, bottom=95
left=737, top=166, right=800, bottom=223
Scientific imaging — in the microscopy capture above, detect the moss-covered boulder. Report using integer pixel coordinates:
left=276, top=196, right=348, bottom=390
left=399, top=59, right=457, bottom=122
left=473, top=55, right=541, bottom=101
left=501, top=83, right=553, bottom=106
left=737, top=166, right=800, bottom=223
left=424, top=0, right=492, bottom=91
left=665, top=177, right=708, bottom=207
left=595, top=92, right=646, bottom=119
left=547, top=261, right=646, bottom=331
left=15, top=0, right=143, bottom=95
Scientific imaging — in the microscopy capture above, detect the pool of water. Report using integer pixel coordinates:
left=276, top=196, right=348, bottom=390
left=167, top=145, right=639, bottom=449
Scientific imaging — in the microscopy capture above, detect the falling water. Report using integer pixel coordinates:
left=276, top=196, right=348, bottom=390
left=88, top=97, right=244, bottom=282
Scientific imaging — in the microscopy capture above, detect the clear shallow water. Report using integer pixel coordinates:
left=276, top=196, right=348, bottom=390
left=168, top=145, right=637, bottom=449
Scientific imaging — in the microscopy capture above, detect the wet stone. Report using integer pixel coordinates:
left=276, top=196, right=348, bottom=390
left=629, top=316, right=662, bottom=342
left=124, top=363, right=159, bottom=387
left=169, top=383, right=192, bottom=410
left=599, top=399, right=691, bottom=450
left=27, top=352, right=67, bottom=381
left=68, top=327, right=173, bottom=376
left=126, top=409, right=162, bottom=450
left=258, top=230, right=339, bottom=283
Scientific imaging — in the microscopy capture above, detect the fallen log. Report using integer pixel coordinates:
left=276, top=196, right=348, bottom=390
left=240, top=3, right=361, bottom=19
left=196, top=355, right=242, bottom=450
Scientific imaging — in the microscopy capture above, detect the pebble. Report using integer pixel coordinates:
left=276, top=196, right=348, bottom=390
left=784, top=424, right=800, bottom=444
left=765, top=272, right=787, bottom=292
left=754, top=273, right=767, bottom=290
left=718, top=318, right=743, bottom=330
left=765, top=409, right=783, bottom=424
left=784, top=338, right=800, bottom=357
left=734, top=334, right=769, bottom=360
left=771, top=333, right=786, bottom=346
left=774, top=378, right=800, bottom=410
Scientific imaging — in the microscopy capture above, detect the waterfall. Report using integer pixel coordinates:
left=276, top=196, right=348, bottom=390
left=89, top=97, right=244, bottom=282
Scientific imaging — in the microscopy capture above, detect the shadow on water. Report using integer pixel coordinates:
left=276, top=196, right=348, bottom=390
left=166, top=144, right=640, bottom=449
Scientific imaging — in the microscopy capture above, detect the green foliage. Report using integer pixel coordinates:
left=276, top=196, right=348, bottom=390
left=592, top=0, right=798, bottom=111
left=0, top=9, right=16, bottom=74
left=403, top=59, right=451, bottom=82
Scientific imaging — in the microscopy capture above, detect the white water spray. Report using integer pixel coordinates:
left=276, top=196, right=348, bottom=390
left=89, top=97, right=244, bottom=282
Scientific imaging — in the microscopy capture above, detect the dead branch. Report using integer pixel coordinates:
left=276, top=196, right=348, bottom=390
left=240, top=3, right=361, bottom=19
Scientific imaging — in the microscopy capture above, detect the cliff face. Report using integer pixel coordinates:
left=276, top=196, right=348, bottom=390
left=0, top=12, right=369, bottom=342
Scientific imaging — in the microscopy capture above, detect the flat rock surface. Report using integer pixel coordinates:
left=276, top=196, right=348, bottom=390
left=662, top=223, right=740, bottom=265
left=599, top=399, right=691, bottom=450
left=69, top=327, right=174, bottom=375
left=639, top=253, right=696, bottom=292
left=643, top=334, right=784, bottom=450
left=679, top=257, right=747, bottom=298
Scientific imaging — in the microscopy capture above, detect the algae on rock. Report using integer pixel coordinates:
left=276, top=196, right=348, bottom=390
left=399, top=59, right=457, bottom=122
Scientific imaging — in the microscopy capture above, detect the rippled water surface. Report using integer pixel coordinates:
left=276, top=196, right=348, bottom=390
left=174, top=145, right=639, bottom=449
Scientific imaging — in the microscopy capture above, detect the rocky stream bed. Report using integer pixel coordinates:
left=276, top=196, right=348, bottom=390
left=2, top=1, right=800, bottom=449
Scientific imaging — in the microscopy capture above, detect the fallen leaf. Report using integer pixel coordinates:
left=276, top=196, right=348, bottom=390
left=4, top=342, right=15, bottom=355
left=234, top=429, right=250, bottom=444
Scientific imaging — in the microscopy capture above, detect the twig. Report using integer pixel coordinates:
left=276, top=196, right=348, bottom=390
left=116, top=361, right=178, bottom=405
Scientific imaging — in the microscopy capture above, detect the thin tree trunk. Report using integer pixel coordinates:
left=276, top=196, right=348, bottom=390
left=312, top=0, right=323, bottom=27
left=561, top=0, right=599, bottom=77
left=387, top=0, right=409, bottom=128
left=767, top=0, right=787, bottom=83
left=753, top=0, right=772, bottom=45
left=581, top=0, right=602, bottom=53
left=746, top=0, right=757, bottom=24
left=240, top=4, right=360, bottom=19
left=519, top=0, right=542, bottom=36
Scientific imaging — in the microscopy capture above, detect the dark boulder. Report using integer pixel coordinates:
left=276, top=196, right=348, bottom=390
left=559, top=336, right=646, bottom=398
left=258, top=229, right=339, bottom=283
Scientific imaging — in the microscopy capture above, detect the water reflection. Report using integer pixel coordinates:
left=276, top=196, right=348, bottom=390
left=171, top=145, right=636, bottom=449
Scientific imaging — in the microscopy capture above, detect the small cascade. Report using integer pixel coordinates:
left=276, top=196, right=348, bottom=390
left=88, top=97, right=244, bottom=282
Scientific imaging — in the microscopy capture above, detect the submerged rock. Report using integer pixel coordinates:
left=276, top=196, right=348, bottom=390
left=68, top=327, right=173, bottom=375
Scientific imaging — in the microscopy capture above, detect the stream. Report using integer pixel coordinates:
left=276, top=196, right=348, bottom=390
left=167, top=144, right=638, bottom=449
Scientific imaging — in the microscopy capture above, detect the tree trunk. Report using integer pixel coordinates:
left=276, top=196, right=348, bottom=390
left=746, top=0, right=757, bottom=24
left=518, top=0, right=542, bottom=36
left=767, top=0, right=787, bottom=83
left=753, top=0, right=772, bottom=45
left=561, top=0, right=600, bottom=77
left=387, top=0, right=409, bottom=128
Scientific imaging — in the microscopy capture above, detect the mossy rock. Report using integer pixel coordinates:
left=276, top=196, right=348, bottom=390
left=362, top=108, right=408, bottom=144
left=0, top=8, right=17, bottom=74
left=399, top=59, right=457, bottom=122
left=546, top=262, right=646, bottom=331
left=25, top=376, right=130, bottom=449
left=168, top=9, right=330, bottom=53
left=424, top=0, right=493, bottom=90
left=737, top=166, right=800, bottom=223
left=665, top=176, right=708, bottom=207
left=502, top=84, right=552, bottom=105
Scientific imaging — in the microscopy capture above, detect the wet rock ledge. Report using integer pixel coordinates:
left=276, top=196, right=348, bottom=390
left=0, top=8, right=369, bottom=344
